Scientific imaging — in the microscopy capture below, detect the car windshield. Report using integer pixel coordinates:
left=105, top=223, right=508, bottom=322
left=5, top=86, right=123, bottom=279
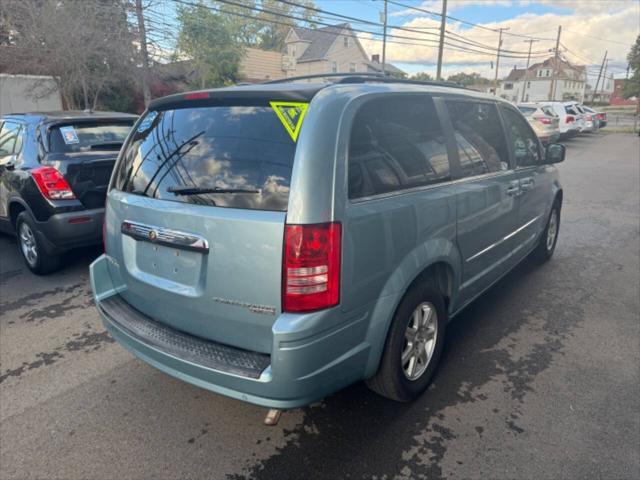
left=49, top=121, right=134, bottom=153
left=113, top=105, right=298, bottom=211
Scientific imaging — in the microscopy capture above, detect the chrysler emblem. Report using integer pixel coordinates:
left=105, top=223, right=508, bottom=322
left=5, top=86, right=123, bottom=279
left=148, top=230, right=158, bottom=242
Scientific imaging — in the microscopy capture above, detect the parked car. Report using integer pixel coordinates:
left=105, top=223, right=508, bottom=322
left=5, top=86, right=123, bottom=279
left=517, top=103, right=560, bottom=145
left=538, top=101, right=580, bottom=139
left=572, top=103, right=599, bottom=133
left=580, top=105, right=607, bottom=128
left=90, top=77, right=565, bottom=410
left=0, top=111, right=137, bottom=273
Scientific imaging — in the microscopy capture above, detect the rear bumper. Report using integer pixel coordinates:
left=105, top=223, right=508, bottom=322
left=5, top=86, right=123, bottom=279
left=580, top=121, right=598, bottom=133
left=90, top=254, right=370, bottom=409
left=36, top=208, right=104, bottom=254
left=539, top=132, right=560, bottom=145
left=559, top=129, right=579, bottom=140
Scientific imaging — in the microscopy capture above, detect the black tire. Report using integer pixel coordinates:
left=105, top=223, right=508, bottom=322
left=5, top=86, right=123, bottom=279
left=531, top=201, right=561, bottom=264
left=366, top=282, right=447, bottom=402
left=16, top=211, right=61, bottom=275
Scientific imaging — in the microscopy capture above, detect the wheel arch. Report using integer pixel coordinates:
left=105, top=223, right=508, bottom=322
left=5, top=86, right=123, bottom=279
left=8, top=198, right=30, bottom=228
left=363, top=241, right=461, bottom=378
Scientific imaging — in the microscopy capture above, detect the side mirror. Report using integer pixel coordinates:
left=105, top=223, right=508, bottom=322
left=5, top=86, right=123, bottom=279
left=545, top=143, right=565, bottom=164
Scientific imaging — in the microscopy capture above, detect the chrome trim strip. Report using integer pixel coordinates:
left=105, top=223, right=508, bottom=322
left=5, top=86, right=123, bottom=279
left=121, top=220, right=209, bottom=253
left=466, top=215, right=541, bottom=262
left=349, top=171, right=512, bottom=204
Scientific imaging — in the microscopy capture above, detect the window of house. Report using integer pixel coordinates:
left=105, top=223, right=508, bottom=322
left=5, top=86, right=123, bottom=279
left=504, top=83, right=513, bottom=90
left=332, top=61, right=338, bottom=73
left=344, top=36, right=349, bottom=47
left=527, top=81, right=531, bottom=88
left=545, top=70, right=550, bottom=77
left=348, top=96, right=451, bottom=199
left=349, top=63, right=356, bottom=73
left=445, top=101, right=509, bottom=178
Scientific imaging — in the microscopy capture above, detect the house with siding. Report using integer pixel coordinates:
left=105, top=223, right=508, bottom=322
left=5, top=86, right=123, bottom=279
left=283, top=23, right=404, bottom=78
left=497, top=57, right=587, bottom=103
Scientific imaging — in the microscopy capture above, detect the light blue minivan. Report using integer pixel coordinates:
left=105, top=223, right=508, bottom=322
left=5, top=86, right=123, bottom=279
left=90, top=75, right=565, bottom=409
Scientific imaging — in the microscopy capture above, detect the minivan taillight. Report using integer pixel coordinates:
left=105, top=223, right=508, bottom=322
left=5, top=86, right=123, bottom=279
left=283, top=222, right=341, bottom=312
left=537, top=117, right=552, bottom=125
left=566, top=115, right=575, bottom=123
left=31, top=166, right=76, bottom=200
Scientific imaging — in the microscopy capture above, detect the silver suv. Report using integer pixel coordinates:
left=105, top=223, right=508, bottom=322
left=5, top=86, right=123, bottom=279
left=90, top=75, right=565, bottom=409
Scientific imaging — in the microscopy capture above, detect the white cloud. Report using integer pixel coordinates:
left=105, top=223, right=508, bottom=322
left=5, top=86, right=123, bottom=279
left=363, top=0, right=639, bottom=80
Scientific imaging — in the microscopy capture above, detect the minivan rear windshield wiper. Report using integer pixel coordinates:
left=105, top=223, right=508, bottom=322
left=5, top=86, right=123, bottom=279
left=167, top=186, right=260, bottom=195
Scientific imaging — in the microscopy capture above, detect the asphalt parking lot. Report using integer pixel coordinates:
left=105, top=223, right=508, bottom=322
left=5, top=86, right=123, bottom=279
left=1, top=132, right=638, bottom=480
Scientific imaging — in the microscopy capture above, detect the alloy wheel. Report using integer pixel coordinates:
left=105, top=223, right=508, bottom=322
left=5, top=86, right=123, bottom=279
left=19, top=222, right=38, bottom=267
left=546, top=209, right=558, bottom=251
left=402, top=302, right=438, bottom=381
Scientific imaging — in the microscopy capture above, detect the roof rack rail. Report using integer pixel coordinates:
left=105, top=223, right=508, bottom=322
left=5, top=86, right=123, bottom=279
left=262, top=72, right=467, bottom=90
left=262, top=72, right=387, bottom=84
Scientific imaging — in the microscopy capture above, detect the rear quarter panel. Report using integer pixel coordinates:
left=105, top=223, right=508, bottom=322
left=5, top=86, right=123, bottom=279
left=325, top=91, right=461, bottom=377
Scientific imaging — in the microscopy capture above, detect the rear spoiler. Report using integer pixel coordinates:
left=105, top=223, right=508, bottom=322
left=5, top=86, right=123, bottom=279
left=148, top=86, right=323, bottom=112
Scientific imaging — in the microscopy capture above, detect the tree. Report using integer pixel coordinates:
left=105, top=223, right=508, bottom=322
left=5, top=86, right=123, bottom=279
left=623, top=35, right=640, bottom=99
left=0, top=0, right=135, bottom=110
left=176, top=3, right=243, bottom=88
left=412, top=72, right=432, bottom=81
left=447, top=72, right=491, bottom=87
left=253, top=0, right=318, bottom=51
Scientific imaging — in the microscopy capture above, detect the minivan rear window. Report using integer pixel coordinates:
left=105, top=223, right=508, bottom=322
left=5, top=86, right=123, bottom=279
left=114, top=106, right=297, bottom=211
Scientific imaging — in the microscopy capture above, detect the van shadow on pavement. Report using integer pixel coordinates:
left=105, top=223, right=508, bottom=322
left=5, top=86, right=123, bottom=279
left=231, top=244, right=599, bottom=479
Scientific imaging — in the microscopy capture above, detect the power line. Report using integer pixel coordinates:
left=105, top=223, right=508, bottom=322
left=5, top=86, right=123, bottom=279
left=166, top=0, right=553, bottom=59
left=270, top=0, right=552, bottom=56
left=563, top=30, right=634, bottom=47
left=385, top=0, right=555, bottom=41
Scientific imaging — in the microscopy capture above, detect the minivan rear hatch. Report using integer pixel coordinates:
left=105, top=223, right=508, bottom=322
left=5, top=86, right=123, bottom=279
left=107, top=93, right=314, bottom=354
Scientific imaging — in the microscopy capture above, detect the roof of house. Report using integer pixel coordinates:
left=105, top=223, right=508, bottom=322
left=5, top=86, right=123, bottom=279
left=367, top=61, right=405, bottom=75
left=288, top=23, right=405, bottom=75
left=504, top=68, right=527, bottom=82
left=290, top=23, right=350, bottom=62
left=502, top=57, right=586, bottom=84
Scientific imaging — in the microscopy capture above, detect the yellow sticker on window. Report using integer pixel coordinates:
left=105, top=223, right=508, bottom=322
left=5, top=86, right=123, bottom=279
left=270, top=101, right=309, bottom=142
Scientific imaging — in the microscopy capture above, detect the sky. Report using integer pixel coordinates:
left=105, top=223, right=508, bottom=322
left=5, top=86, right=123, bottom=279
left=315, top=0, right=639, bottom=85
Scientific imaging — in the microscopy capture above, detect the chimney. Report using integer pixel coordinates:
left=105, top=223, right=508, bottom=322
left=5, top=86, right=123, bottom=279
left=372, top=54, right=380, bottom=63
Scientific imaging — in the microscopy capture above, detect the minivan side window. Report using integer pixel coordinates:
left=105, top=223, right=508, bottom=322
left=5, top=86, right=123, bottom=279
left=501, top=107, right=541, bottom=167
left=445, top=101, right=509, bottom=178
left=348, top=96, right=451, bottom=199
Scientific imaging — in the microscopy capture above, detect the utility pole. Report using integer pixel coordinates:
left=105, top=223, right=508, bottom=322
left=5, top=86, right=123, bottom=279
left=493, top=27, right=509, bottom=95
left=601, top=58, right=610, bottom=101
left=381, top=0, right=388, bottom=75
left=135, top=0, right=151, bottom=107
left=548, top=25, right=561, bottom=101
left=436, top=0, right=448, bottom=81
left=521, top=39, right=538, bottom=102
left=591, top=50, right=607, bottom=104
